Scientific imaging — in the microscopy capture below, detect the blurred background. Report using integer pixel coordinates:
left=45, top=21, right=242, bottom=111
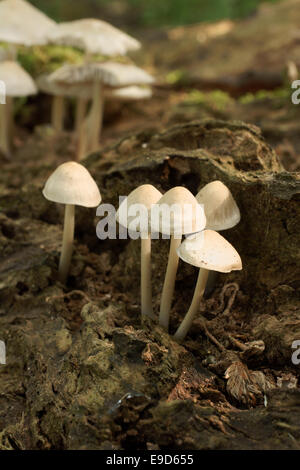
left=29, top=0, right=280, bottom=29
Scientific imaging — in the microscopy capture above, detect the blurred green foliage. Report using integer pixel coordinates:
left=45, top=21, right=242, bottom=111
left=29, top=0, right=281, bottom=27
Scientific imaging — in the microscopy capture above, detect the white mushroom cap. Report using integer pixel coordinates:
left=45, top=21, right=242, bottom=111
left=196, top=181, right=240, bottom=231
left=178, top=230, right=242, bottom=273
left=150, top=186, right=206, bottom=237
left=107, top=86, right=152, bottom=101
left=50, top=62, right=154, bottom=88
left=0, top=0, right=56, bottom=46
left=47, top=19, right=141, bottom=56
left=37, top=74, right=93, bottom=100
left=43, top=161, right=101, bottom=208
left=116, top=184, right=162, bottom=231
left=0, top=61, right=37, bottom=96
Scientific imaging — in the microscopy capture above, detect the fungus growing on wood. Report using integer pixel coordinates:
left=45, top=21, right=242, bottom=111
left=196, top=180, right=240, bottom=231
left=174, top=230, right=242, bottom=342
left=42, top=162, right=101, bottom=284
left=151, top=187, right=206, bottom=331
left=116, top=184, right=162, bottom=319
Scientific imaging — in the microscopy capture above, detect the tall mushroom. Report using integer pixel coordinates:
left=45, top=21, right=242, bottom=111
left=116, top=184, right=162, bottom=319
left=42, top=161, right=101, bottom=284
left=151, top=187, right=206, bottom=331
left=174, top=230, right=242, bottom=342
left=49, top=62, right=154, bottom=159
left=0, top=61, right=37, bottom=155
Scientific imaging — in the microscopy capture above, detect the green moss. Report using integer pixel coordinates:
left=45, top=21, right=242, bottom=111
left=184, top=89, right=233, bottom=111
left=239, top=88, right=290, bottom=104
left=166, top=69, right=188, bottom=86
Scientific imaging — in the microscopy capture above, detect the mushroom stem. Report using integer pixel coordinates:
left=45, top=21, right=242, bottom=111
left=51, top=95, right=65, bottom=132
left=75, top=97, right=88, bottom=134
left=159, top=236, right=182, bottom=330
left=89, top=79, right=104, bottom=152
left=141, top=234, right=155, bottom=319
left=174, top=268, right=209, bottom=342
left=58, top=204, right=75, bottom=284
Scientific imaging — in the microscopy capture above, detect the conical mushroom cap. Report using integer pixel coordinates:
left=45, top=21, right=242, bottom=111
left=178, top=230, right=242, bottom=273
left=48, top=19, right=141, bottom=56
left=0, top=0, right=56, bottom=46
left=43, top=162, right=101, bottom=208
left=50, top=62, right=154, bottom=88
left=150, top=186, right=206, bottom=236
left=0, top=61, right=37, bottom=96
left=116, top=184, right=162, bottom=231
left=196, top=181, right=240, bottom=231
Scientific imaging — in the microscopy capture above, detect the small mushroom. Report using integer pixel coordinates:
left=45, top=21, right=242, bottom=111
left=42, top=161, right=101, bottom=284
left=151, top=187, right=206, bottom=330
left=174, top=230, right=242, bottom=342
left=50, top=62, right=154, bottom=159
left=196, top=180, right=240, bottom=294
left=196, top=180, right=240, bottom=231
left=0, top=61, right=37, bottom=156
left=116, top=184, right=162, bottom=319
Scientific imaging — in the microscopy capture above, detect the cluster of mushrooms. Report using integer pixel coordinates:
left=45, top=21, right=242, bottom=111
left=0, top=0, right=153, bottom=158
left=43, top=161, right=242, bottom=343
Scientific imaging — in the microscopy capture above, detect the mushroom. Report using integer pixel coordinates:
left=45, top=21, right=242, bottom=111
left=116, top=184, right=162, bottom=319
left=174, top=230, right=242, bottom=342
left=0, top=0, right=56, bottom=47
left=150, top=187, right=206, bottom=330
left=0, top=61, right=37, bottom=155
left=196, top=180, right=240, bottom=231
left=42, top=161, right=101, bottom=284
left=47, top=18, right=141, bottom=157
left=36, top=74, right=93, bottom=133
left=50, top=62, right=154, bottom=159
left=196, top=180, right=240, bottom=294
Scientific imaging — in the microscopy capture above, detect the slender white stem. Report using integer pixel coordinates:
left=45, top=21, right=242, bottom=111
left=159, top=236, right=182, bottom=330
left=51, top=95, right=65, bottom=132
left=58, top=204, right=75, bottom=284
left=89, top=80, right=104, bottom=153
left=174, top=268, right=209, bottom=342
left=75, top=97, right=89, bottom=135
left=141, top=235, right=155, bottom=319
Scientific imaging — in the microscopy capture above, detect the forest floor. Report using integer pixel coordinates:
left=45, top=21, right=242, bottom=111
left=0, top=0, right=299, bottom=450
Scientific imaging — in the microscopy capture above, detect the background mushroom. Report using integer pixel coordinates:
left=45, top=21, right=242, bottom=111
left=174, top=230, right=242, bottom=341
left=36, top=74, right=93, bottom=133
left=50, top=62, right=154, bottom=159
left=42, top=161, right=101, bottom=284
left=0, top=60, right=37, bottom=156
left=116, top=184, right=162, bottom=319
left=150, top=187, right=206, bottom=331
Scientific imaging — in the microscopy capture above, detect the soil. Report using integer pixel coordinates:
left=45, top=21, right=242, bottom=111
left=0, top=1, right=300, bottom=451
